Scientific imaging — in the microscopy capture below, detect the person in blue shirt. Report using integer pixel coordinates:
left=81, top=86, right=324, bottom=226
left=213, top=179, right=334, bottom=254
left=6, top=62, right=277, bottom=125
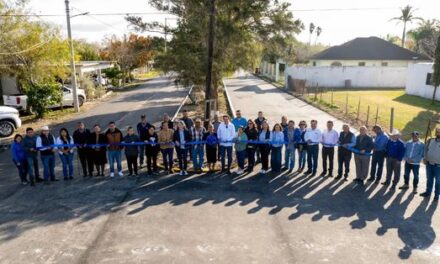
left=295, top=121, right=307, bottom=172
left=231, top=110, right=247, bottom=132
left=11, top=134, right=29, bottom=185
left=382, top=129, right=405, bottom=190
left=368, top=125, right=389, bottom=183
left=399, top=131, right=424, bottom=193
left=270, top=123, right=285, bottom=173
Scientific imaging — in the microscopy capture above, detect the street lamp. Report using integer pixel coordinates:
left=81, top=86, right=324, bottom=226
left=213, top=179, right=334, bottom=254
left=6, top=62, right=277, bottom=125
left=64, top=0, right=88, bottom=113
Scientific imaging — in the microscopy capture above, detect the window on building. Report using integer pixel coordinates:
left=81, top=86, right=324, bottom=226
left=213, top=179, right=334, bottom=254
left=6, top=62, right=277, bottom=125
left=426, top=73, right=433, bottom=85
left=381, top=62, right=388, bottom=66
left=358, top=62, right=366, bottom=66
left=330, top=61, right=342, bottom=67
left=312, top=61, right=317, bottom=66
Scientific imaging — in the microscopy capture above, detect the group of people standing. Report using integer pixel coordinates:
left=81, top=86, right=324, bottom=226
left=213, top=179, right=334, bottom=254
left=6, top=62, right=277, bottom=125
left=10, top=109, right=440, bottom=201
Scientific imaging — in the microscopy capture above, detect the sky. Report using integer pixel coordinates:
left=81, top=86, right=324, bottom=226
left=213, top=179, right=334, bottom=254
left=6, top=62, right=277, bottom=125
left=28, top=0, right=440, bottom=46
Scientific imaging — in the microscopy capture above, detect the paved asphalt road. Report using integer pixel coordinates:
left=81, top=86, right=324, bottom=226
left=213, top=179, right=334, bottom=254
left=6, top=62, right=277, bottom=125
left=0, top=74, right=439, bottom=264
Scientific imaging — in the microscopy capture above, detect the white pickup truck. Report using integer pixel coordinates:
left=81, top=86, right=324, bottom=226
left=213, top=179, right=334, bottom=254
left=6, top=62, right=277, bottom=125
left=0, top=106, right=21, bottom=137
left=2, top=86, right=86, bottom=113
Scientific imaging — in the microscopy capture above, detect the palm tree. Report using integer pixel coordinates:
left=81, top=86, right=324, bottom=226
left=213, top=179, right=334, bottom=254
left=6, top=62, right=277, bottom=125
left=315, top=26, right=322, bottom=45
left=309, top=23, right=315, bottom=45
left=390, top=5, right=422, bottom=48
left=408, top=19, right=440, bottom=56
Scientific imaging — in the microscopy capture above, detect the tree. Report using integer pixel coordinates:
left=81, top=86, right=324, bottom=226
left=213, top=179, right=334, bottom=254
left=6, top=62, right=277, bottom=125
left=390, top=5, right=422, bottom=48
left=24, top=83, right=62, bottom=118
left=0, top=1, right=70, bottom=87
left=432, top=34, right=440, bottom=104
left=74, top=40, right=101, bottom=61
left=127, top=0, right=303, bottom=104
left=100, top=34, right=154, bottom=82
left=309, top=22, right=315, bottom=45
left=408, top=19, right=440, bottom=59
left=315, top=26, right=322, bottom=45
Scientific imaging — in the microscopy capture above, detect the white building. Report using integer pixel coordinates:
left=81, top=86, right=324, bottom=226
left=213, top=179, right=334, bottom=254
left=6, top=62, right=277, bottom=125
left=309, top=37, right=431, bottom=67
left=405, top=63, right=439, bottom=101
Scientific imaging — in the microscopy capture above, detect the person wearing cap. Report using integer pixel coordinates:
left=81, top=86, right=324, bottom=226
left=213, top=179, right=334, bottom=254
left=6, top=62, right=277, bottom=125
left=420, top=127, right=440, bottom=201
left=399, top=131, right=425, bottom=193
left=232, top=110, right=247, bottom=132
left=368, top=125, right=389, bottom=183
left=137, top=115, right=152, bottom=168
left=174, top=121, right=191, bottom=176
left=304, top=120, right=322, bottom=176
left=190, top=118, right=206, bottom=173
left=336, top=124, right=356, bottom=181
left=321, top=120, right=339, bottom=177
left=235, top=126, right=248, bottom=175
left=36, top=126, right=58, bottom=183
left=353, top=126, right=374, bottom=184
left=217, top=115, right=236, bottom=174
left=382, top=129, right=405, bottom=190
left=105, top=121, right=124, bottom=177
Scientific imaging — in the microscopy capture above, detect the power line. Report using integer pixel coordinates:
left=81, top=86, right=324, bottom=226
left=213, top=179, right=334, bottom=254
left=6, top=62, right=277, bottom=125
left=289, top=7, right=399, bottom=12
left=0, top=37, right=53, bottom=55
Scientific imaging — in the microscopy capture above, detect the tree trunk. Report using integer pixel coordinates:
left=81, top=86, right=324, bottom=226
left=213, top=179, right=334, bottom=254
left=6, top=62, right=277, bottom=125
left=401, top=22, right=407, bottom=47
left=432, top=85, right=438, bottom=105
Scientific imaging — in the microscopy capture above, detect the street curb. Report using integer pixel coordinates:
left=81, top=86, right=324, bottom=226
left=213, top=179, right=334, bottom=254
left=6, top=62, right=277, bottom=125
left=222, top=79, right=236, bottom=119
left=172, top=85, right=194, bottom=121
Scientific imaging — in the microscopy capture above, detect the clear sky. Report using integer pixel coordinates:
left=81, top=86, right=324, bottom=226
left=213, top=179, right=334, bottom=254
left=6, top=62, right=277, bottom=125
left=28, top=0, right=440, bottom=46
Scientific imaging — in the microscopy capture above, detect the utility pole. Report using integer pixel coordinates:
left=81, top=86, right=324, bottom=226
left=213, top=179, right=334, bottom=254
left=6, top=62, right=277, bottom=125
left=205, top=0, right=216, bottom=121
left=65, top=0, right=80, bottom=112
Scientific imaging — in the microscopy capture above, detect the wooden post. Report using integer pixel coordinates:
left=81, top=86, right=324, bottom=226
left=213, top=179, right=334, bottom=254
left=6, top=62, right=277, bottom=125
left=345, top=93, right=349, bottom=116
left=366, top=105, right=370, bottom=127
left=390, top=107, right=394, bottom=132
left=356, top=97, right=361, bottom=120
left=375, top=105, right=379, bottom=125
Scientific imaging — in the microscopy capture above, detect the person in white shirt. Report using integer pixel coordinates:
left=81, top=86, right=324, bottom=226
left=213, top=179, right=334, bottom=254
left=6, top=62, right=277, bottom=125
left=321, top=120, right=339, bottom=177
left=304, top=120, right=322, bottom=176
left=56, top=128, right=76, bottom=180
left=217, top=115, right=236, bottom=174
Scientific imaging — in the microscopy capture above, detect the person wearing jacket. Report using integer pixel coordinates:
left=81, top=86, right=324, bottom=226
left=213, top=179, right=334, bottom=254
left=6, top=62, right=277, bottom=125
left=258, top=121, right=271, bottom=174
left=282, top=121, right=294, bottom=173
left=144, top=126, right=160, bottom=175
left=399, top=131, right=424, bottom=193
left=11, top=134, right=29, bottom=185
left=353, top=126, right=374, bottom=184
left=123, top=127, right=140, bottom=176
left=204, top=124, right=218, bottom=172
left=36, top=126, right=57, bottom=183
left=235, top=126, right=248, bottom=175
left=271, top=124, right=285, bottom=173
left=137, top=115, right=152, bottom=168
left=382, top=129, right=405, bottom=190
left=295, top=121, right=307, bottom=172
left=105, top=121, right=124, bottom=177
left=73, top=122, right=93, bottom=177
left=56, top=128, right=75, bottom=180
left=22, top=127, right=42, bottom=183
left=336, top=124, right=356, bottom=181
left=369, top=125, right=389, bottom=183
left=174, top=121, right=192, bottom=176
left=420, top=127, right=440, bottom=201
left=244, top=119, right=258, bottom=173
left=158, top=121, right=175, bottom=174
left=88, top=124, right=107, bottom=176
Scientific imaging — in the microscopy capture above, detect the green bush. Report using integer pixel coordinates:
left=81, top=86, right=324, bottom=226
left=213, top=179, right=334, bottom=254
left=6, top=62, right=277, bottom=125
left=78, top=76, right=96, bottom=99
left=24, top=83, right=62, bottom=119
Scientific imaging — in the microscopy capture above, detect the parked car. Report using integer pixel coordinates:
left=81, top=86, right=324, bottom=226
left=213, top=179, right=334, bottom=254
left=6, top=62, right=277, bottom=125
left=0, top=106, right=22, bottom=137
left=2, top=86, right=86, bottom=114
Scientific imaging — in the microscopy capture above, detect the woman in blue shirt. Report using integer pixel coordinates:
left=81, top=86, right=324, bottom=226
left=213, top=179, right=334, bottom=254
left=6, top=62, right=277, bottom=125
left=258, top=121, right=271, bottom=174
left=11, top=134, right=29, bottom=185
left=203, top=124, right=218, bottom=172
left=270, top=124, right=285, bottom=173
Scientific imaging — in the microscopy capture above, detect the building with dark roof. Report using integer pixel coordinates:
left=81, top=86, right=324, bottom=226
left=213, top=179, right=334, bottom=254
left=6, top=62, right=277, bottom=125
left=309, top=37, right=431, bottom=67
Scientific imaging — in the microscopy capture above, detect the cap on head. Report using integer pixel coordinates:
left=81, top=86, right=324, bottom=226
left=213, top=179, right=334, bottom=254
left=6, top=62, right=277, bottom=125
left=41, top=126, right=49, bottom=131
left=389, top=128, right=401, bottom=136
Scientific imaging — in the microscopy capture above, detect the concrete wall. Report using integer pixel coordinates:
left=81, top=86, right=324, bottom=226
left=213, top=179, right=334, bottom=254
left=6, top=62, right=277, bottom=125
left=309, top=60, right=413, bottom=67
left=405, top=63, right=439, bottom=101
left=285, top=65, right=407, bottom=88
